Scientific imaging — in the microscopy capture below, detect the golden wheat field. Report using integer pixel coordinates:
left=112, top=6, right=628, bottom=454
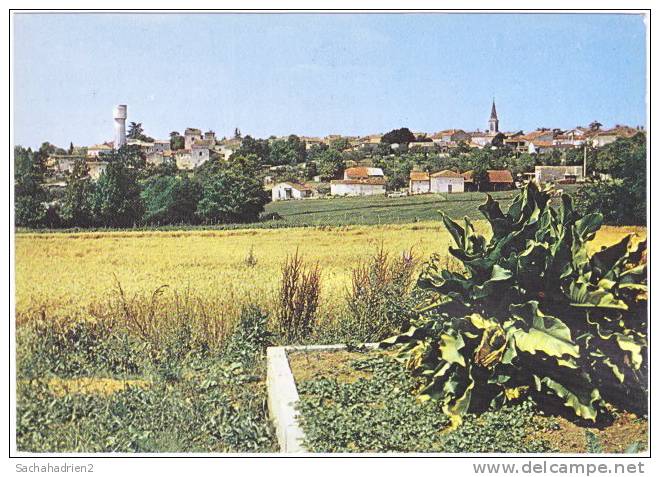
left=15, top=222, right=646, bottom=325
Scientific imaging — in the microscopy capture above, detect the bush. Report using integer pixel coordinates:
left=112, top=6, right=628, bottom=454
left=384, top=182, right=647, bottom=423
left=258, top=211, right=283, bottom=222
left=343, top=246, right=417, bottom=342
left=275, top=250, right=321, bottom=343
left=225, top=304, right=272, bottom=365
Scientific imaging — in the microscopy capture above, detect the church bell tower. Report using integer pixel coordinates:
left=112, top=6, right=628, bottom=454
left=488, top=100, right=499, bottom=134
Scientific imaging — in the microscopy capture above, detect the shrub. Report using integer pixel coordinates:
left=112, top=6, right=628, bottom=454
left=275, top=250, right=321, bottom=343
left=258, top=211, right=283, bottom=222
left=383, top=182, right=647, bottom=423
left=225, top=304, right=272, bottom=365
left=343, top=246, right=417, bottom=342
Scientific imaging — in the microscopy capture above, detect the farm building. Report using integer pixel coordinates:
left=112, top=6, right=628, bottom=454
left=463, top=169, right=514, bottom=191
left=430, top=170, right=465, bottom=193
left=271, top=182, right=313, bottom=201
left=535, top=165, right=584, bottom=184
left=409, top=171, right=430, bottom=194
left=330, top=178, right=386, bottom=196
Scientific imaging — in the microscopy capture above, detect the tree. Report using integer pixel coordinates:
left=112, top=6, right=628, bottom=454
left=317, top=148, right=345, bottom=180
left=14, top=146, right=47, bottom=228
left=170, top=131, right=185, bottom=151
left=127, top=122, right=154, bottom=142
left=60, top=158, right=95, bottom=227
left=589, top=121, right=603, bottom=131
left=381, top=127, right=416, bottom=145
left=91, top=161, right=143, bottom=227
left=234, top=135, right=270, bottom=163
left=234, top=128, right=242, bottom=140
left=141, top=174, right=202, bottom=225
left=127, top=122, right=144, bottom=139
left=196, top=155, right=268, bottom=224
left=574, top=133, right=646, bottom=225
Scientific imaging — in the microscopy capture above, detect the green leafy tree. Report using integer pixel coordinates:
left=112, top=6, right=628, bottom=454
left=234, top=135, right=270, bottom=163
left=317, top=148, right=345, bottom=180
left=91, top=161, right=144, bottom=227
left=196, top=155, right=268, bottom=224
left=14, top=146, right=48, bottom=228
left=170, top=131, right=185, bottom=151
left=141, top=174, right=202, bottom=225
left=60, top=159, right=95, bottom=227
left=575, top=134, right=645, bottom=226
left=381, top=128, right=416, bottom=145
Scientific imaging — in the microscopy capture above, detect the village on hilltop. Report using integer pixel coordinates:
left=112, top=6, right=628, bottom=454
left=45, top=101, right=643, bottom=200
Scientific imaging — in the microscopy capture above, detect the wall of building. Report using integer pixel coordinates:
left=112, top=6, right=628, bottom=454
left=409, top=180, right=430, bottom=194
left=430, top=177, right=464, bottom=193
left=330, top=183, right=386, bottom=196
left=535, top=166, right=584, bottom=183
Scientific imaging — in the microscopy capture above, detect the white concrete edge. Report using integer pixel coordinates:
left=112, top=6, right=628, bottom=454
left=266, top=343, right=379, bottom=453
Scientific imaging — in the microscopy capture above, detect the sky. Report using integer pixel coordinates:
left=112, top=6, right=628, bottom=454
left=13, top=12, right=647, bottom=148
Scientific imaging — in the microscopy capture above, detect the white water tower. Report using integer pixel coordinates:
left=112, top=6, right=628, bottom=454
left=113, top=104, right=127, bottom=149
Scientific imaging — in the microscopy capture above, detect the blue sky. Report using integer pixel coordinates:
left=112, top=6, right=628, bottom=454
left=13, top=12, right=647, bottom=148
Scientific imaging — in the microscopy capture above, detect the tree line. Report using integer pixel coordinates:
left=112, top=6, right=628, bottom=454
left=14, top=145, right=268, bottom=229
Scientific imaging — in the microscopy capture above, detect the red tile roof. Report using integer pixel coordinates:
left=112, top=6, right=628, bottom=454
left=463, top=170, right=513, bottom=183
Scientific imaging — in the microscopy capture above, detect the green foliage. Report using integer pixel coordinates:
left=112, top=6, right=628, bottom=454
left=196, top=155, right=269, bottom=224
left=141, top=174, right=202, bottom=225
left=169, top=131, right=185, bottom=151
left=381, top=127, right=416, bottom=145
left=233, top=135, right=270, bottom=163
left=575, top=134, right=646, bottom=225
left=342, top=247, right=418, bottom=343
left=225, top=304, right=273, bottom=366
left=276, top=250, right=321, bottom=343
left=14, top=146, right=48, bottom=227
left=91, top=160, right=144, bottom=227
left=383, top=182, right=647, bottom=423
left=297, top=355, right=552, bottom=453
left=16, top=298, right=277, bottom=452
left=316, top=148, right=345, bottom=180
left=60, top=159, right=95, bottom=227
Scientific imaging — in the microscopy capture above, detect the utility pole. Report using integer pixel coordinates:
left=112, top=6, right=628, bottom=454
left=583, top=144, right=587, bottom=179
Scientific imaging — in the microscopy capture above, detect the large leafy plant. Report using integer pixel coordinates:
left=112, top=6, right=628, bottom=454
left=383, top=182, right=647, bottom=423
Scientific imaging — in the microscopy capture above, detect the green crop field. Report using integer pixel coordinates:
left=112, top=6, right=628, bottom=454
left=264, top=190, right=518, bottom=227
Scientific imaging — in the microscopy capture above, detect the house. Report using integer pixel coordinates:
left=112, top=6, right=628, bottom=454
left=430, top=170, right=464, bottom=193
left=463, top=170, right=514, bottom=191
left=407, top=141, right=436, bottom=151
left=409, top=171, right=430, bottom=194
left=47, top=154, right=84, bottom=174
left=175, top=147, right=209, bottom=170
left=330, top=178, right=386, bottom=196
left=432, top=129, right=471, bottom=144
left=153, top=140, right=171, bottom=154
left=535, top=165, right=584, bottom=184
left=87, top=143, right=114, bottom=157
left=271, top=182, right=313, bottom=201
left=591, top=126, right=639, bottom=148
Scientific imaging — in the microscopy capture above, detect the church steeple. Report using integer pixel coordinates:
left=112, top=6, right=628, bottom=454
left=488, top=99, right=499, bottom=134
